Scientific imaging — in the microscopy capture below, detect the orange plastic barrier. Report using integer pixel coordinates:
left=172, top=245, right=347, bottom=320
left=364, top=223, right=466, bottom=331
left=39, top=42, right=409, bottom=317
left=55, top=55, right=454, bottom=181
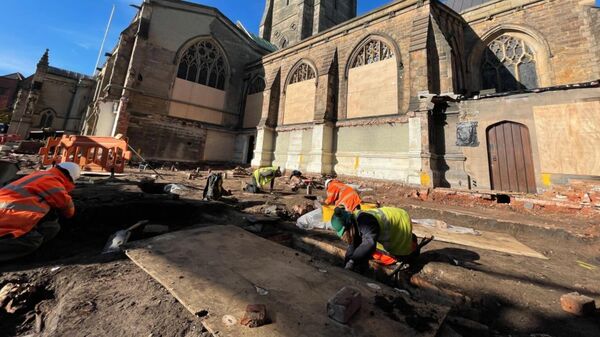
left=39, top=135, right=132, bottom=173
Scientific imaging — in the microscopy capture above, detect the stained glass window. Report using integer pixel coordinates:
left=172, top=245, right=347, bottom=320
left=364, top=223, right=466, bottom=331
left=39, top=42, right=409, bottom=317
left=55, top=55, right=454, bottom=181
left=481, top=35, right=538, bottom=92
left=177, top=40, right=227, bottom=90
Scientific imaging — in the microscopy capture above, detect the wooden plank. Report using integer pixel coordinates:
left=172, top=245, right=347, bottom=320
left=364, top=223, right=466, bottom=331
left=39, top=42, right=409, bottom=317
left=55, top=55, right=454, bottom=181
left=495, top=124, right=510, bottom=191
left=487, top=127, right=501, bottom=191
left=126, top=226, right=448, bottom=337
left=520, top=126, right=537, bottom=193
left=412, top=224, right=548, bottom=260
left=511, top=123, right=527, bottom=193
left=503, top=123, right=519, bottom=192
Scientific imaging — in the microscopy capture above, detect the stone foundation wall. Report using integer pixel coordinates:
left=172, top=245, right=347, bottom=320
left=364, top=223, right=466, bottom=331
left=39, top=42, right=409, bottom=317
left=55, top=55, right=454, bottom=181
left=127, top=114, right=208, bottom=162
left=334, top=123, right=412, bottom=180
left=272, top=127, right=314, bottom=172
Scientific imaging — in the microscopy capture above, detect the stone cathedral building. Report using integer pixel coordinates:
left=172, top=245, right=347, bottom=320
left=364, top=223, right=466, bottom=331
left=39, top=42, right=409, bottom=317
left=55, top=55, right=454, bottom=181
left=84, top=0, right=600, bottom=193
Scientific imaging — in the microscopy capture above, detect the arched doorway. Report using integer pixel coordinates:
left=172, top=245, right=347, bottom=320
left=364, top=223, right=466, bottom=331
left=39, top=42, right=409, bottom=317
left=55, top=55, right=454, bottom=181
left=246, top=136, right=255, bottom=164
left=487, top=121, right=536, bottom=193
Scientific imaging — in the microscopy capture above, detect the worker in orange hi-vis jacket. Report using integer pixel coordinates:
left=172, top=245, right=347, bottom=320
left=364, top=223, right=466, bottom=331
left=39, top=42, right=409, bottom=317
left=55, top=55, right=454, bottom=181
left=0, top=162, right=81, bottom=262
left=323, top=179, right=362, bottom=212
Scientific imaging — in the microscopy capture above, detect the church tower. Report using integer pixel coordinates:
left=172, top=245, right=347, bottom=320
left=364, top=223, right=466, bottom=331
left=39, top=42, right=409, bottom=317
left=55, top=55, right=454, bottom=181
left=259, top=0, right=357, bottom=49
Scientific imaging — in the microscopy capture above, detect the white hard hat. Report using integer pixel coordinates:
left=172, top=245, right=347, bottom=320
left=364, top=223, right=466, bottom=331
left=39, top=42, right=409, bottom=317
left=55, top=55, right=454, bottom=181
left=57, top=162, right=81, bottom=181
left=325, top=179, right=333, bottom=188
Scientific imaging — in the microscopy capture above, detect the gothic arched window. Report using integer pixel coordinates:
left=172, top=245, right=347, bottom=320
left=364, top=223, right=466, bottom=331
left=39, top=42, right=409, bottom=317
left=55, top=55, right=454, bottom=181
left=248, top=77, right=266, bottom=95
left=350, top=38, right=395, bottom=69
left=481, top=35, right=538, bottom=92
left=38, top=110, right=54, bottom=128
left=289, top=63, right=316, bottom=85
left=177, top=40, right=227, bottom=90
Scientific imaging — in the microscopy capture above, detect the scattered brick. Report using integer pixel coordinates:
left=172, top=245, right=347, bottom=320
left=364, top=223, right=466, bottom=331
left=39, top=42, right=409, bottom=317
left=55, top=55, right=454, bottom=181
left=327, top=287, right=362, bottom=324
left=240, top=304, right=268, bottom=328
left=560, top=292, right=596, bottom=316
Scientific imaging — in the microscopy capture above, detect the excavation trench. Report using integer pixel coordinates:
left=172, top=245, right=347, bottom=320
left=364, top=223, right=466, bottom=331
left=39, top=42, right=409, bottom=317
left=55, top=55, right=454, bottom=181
left=2, top=196, right=598, bottom=337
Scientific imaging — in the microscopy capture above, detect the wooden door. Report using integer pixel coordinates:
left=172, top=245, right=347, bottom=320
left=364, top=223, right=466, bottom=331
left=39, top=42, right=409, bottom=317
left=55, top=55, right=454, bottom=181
left=487, top=122, right=536, bottom=193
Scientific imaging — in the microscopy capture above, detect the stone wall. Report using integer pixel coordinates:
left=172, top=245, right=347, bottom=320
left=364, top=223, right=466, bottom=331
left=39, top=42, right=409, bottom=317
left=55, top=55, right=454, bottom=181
left=251, top=0, right=447, bottom=184
left=204, top=129, right=237, bottom=162
left=92, top=101, right=117, bottom=136
left=272, top=127, right=314, bottom=172
left=127, top=114, right=207, bottom=161
left=89, top=0, right=269, bottom=162
left=8, top=54, right=95, bottom=137
left=260, top=0, right=357, bottom=48
left=440, top=85, right=600, bottom=192
left=334, top=123, right=412, bottom=180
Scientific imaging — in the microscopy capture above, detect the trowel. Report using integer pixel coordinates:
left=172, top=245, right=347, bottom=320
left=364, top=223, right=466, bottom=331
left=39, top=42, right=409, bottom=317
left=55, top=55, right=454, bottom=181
left=103, top=220, right=149, bottom=254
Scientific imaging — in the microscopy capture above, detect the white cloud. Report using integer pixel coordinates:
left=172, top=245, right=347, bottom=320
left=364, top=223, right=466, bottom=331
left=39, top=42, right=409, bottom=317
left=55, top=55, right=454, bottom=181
left=47, top=26, right=100, bottom=52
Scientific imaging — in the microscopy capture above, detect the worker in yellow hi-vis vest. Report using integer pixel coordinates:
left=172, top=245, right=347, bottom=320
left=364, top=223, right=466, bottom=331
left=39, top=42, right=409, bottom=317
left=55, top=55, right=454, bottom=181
left=331, top=206, right=420, bottom=272
left=245, top=166, right=282, bottom=193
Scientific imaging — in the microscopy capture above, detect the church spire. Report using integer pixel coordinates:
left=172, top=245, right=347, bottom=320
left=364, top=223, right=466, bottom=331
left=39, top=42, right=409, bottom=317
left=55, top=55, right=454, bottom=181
left=37, top=49, right=49, bottom=69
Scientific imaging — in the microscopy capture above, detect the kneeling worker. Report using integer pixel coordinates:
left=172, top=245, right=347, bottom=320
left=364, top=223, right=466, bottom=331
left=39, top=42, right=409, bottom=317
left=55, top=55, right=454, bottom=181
left=331, top=206, right=419, bottom=271
left=323, top=179, right=362, bottom=212
left=247, top=166, right=282, bottom=193
left=0, top=162, right=81, bottom=262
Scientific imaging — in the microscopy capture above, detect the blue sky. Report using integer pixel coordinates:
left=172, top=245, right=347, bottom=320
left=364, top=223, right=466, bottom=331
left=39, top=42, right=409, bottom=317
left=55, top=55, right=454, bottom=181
left=0, top=0, right=598, bottom=76
left=0, top=0, right=391, bottom=76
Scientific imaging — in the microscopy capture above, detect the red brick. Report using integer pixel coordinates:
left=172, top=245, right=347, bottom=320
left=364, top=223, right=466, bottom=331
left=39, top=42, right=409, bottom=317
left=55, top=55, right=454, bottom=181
left=240, top=304, right=268, bottom=328
left=560, top=292, right=596, bottom=316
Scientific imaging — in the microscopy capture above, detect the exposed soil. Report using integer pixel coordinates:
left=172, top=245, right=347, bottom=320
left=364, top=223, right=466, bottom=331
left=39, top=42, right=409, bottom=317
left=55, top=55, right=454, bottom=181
left=0, top=167, right=599, bottom=337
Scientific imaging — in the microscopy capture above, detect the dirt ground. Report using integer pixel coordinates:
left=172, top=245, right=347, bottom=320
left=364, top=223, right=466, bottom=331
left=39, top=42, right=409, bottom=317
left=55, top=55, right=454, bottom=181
left=1, top=167, right=599, bottom=337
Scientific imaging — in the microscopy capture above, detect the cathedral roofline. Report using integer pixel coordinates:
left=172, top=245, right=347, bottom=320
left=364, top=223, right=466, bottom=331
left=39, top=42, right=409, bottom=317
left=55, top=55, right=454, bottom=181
left=249, top=0, right=425, bottom=66
left=443, top=0, right=497, bottom=13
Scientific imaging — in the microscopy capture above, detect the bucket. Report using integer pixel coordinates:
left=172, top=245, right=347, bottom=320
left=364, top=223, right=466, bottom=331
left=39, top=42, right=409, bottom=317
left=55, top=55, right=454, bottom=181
left=322, top=205, right=336, bottom=222
left=360, top=203, right=378, bottom=210
left=322, top=203, right=378, bottom=222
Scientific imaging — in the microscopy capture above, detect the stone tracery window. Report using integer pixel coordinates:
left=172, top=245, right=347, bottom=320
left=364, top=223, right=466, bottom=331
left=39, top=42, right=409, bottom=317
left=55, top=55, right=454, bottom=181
left=248, top=77, right=266, bottom=95
left=289, top=63, right=316, bottom=84
left=38, top=110, right=54, bottom=128
left=177, top=40, right=227, bottom=90
left=350, top=39, right=395, bottom=69
left=481, top=35, right=538, bottom=92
